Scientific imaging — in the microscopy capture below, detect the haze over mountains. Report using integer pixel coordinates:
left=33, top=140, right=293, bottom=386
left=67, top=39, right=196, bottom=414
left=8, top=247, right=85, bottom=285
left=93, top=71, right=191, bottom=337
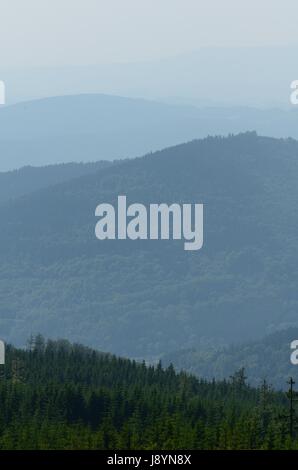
left=2, top=46, right=297, bottom=106
left=1, top=132, right=298, bottom=359
left=163, top=328, right=298, bottom=390
left=1, top=46, right=297, bottom=172
left=1, top=93, right=298, bottom=171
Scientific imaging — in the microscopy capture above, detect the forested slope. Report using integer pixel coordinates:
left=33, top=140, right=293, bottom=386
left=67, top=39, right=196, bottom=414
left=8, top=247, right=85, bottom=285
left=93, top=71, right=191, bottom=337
left=0, top=337, right=293, bottom=450
left=0, top=133, right=298, bottom=356
left=0, top=160, right=111, bottom=204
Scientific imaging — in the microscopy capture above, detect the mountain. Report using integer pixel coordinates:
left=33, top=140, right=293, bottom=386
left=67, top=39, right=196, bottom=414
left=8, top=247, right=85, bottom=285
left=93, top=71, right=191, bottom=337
left=0, top=336, right=289, bottom=450
left=1, top=94, right=298, bottom=171
left=0, top=161, right=111, bottom=204
left=1, top=133, right=298, bottom=357
left=162, top=328, right=298, bottom=390
left=2, top=46, right=298, bottom=107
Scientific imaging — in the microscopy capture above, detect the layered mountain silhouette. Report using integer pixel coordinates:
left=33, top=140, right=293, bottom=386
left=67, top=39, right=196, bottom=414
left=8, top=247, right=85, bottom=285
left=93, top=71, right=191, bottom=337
left=0, top=132, right=298, bottom=358
left=2, top=46, right=298, bottom=107
left=1, top=94, right=298, bottom=171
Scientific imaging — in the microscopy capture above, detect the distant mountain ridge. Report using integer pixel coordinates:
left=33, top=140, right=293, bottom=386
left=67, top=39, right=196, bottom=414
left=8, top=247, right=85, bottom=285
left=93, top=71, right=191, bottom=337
left=162, top=328, right=298, bottom=390
left=2, top=46, right=298, bottom=107
left=1, top=93, right=298, bottom=171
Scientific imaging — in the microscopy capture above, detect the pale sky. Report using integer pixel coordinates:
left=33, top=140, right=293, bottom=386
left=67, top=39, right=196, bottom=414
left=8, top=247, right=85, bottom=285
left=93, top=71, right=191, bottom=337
left=0, top=0, right=297, bottom=68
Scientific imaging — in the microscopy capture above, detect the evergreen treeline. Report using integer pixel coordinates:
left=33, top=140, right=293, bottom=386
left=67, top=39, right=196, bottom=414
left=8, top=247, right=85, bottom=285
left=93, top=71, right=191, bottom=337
left=0, top=335, right=296, bottom=450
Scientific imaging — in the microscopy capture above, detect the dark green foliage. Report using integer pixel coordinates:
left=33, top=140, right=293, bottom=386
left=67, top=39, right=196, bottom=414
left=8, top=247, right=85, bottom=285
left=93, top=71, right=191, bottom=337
left=0, top=336, right=295, bottom=450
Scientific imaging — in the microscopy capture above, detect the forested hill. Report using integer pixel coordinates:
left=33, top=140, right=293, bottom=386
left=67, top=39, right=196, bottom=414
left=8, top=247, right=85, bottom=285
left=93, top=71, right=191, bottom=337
left=0, top=336, right=293, bottom=450
left=1, top=133, right=298, bottom=356
left=0, top=160, right=111, bottom=205
left=163, top=328, right=298, bottom=390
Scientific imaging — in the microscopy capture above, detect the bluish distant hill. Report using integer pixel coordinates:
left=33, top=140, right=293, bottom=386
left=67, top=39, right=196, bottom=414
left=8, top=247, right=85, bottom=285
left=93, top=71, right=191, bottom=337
left=1, top=93, right=298, bottom=171
left=0, top=133, right=298, bottom=358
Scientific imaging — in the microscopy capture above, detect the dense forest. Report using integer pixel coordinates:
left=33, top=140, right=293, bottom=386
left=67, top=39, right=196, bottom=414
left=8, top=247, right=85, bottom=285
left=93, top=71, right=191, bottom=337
left=1, top=133, right=298, bottom=357
left=0, top=336, right=296, bottom=450
left=0, top=160, right=111, bottom=205
left=163, top=328, right=298, bottom=390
